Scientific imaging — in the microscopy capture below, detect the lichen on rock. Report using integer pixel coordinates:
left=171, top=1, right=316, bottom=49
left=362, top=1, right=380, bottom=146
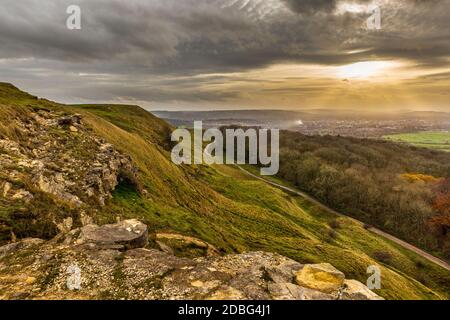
left=0, top=108, right=141, bottom=242
left=0, top=220, right=383, bottom=300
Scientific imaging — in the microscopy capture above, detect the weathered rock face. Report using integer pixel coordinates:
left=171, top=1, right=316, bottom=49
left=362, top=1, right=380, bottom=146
left=295, top=263, right=345, bottom=294
left=0, top=220, right=383, bottom=300
left=1, top=111, right=140, bottom=206
left=268, top=283, right=336, bottom=300
left=0, top=108, right=141, bottom=241
left=341, top=279, right=384, bottom=300
left=155, top=233, right=220, bottom=258
left=70, top=219, right=149, bottom=251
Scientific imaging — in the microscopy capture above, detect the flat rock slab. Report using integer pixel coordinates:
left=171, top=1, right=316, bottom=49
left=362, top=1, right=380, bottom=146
left=268, top=283, right=336, bottom=300
left=76, top=219, right=148, bottom=250
left=340, top=280, right=384, bottom=300
left=295, top=263, right=345, bottom=294
left=0, top=238, right=44, bottom=258
left=0, top=220, right=383, bottom=300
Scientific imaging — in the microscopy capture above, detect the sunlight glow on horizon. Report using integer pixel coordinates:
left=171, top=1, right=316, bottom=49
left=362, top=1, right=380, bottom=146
left=335, top=61, right=399, bottom=79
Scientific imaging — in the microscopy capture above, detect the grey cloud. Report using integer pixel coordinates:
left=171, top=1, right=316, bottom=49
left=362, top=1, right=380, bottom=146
left=0, top=0, right=448, bottom=106
left=281, top=0, right=337, bottom=13
left=0, top=0, right=448, bottom=71
left=70, top=83, right=240, bottom=104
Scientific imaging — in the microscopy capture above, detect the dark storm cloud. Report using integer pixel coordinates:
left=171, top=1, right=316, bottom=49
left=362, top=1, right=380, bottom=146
left=281, top=0, right=338, bottom=13
left=0, top=0, right=448, bottom=72
left=0, top=0, right=448, bottom=106
left=71, top=83, right=240, bottom=103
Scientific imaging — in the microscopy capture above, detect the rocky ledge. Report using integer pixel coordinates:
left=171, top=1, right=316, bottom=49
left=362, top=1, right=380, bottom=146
left=0, top=108, right=141, bottom=241
left=0, top=220, right=383, bottom=300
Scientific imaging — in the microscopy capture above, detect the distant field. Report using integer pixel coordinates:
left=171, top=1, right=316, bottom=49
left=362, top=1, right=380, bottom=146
left=384, top=131, right=450, bottom=152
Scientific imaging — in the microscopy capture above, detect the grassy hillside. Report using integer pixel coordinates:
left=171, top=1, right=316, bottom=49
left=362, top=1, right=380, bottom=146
left=0, top=83, right=449, bottom=300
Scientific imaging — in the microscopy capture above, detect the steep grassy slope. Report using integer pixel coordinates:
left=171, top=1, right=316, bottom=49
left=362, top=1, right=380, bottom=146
left=1, top=83, right=449, bottom=300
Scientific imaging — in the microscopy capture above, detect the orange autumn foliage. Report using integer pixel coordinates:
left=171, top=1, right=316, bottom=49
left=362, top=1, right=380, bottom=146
left=428, top=179, right=450, bottom=240
left=401, top=173, right=441, bottom=184
left=433, top=193, right=450, bottom=216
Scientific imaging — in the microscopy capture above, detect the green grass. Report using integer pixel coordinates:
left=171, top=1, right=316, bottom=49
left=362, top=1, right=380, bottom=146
left=384, top=131, right=450, bottom=151
left=1, top=83, right=449, bottom=300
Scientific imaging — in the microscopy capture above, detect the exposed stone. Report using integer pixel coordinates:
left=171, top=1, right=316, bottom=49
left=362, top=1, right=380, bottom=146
left=208, top=287, right=246, bottom=300
left=156, top=240, right=174, bottom=255
left=57, top=115, right=81, bottom=126
left=2, top=182, right=11, bottom=197
left=295, top=263, right=345, bottom=294
left=36, top=174, right=82, bottom=206
left=0, top=221, right=383, bottom=301
left=11, top=189, right=33, bottom=202
left=268, top=283, right=336, bottom=300
left=264, top=261, right=303, bottom=284
left=156, top=233, right=220, bottom=257
left=191, top=280, right=204, bottom=287
left=56, top=217, right=73, bottom=233
left=75, top=219, right=148, bottom=250
left=0, top=108, right=141, bottom=241
left=79, top=211, right=93, bottom=226
left=10, top=292, right=30, bottom=300
left=25, top=277, right=37, bottom=285
left=340, top=280, right=384, bottom=300
left=0, top=238, right=44, bottom=258
left=72, top=114, right=83, bottom=123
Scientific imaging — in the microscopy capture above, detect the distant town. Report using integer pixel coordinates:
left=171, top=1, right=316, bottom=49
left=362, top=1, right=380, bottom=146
left=153, top=110, right=450, bottom=139
left=290, top=119, right=450, bottom=138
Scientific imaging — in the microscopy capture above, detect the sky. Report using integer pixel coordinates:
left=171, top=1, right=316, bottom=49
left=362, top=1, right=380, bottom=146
left=0, top=0, right=449, bottom=111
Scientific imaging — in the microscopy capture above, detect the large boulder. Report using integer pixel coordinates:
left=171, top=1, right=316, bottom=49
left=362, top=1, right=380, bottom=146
left=268, top=283, right=336, bottom=300
left=0, top=238, right=44, bottom=258
left=208, top=287, right=246, bottom=300
left=295, top=263, right=345, bottom=294
left=264, top=261, right=303, bottom=284
left=340, top=280, right=384, bottom=300
left=75, top=219, right=148, bottom=250
left=0, top=224, right=384, bottom=300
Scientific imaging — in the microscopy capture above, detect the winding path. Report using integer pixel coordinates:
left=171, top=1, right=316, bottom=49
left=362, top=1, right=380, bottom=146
left=236, top=165, right=450, bottom=272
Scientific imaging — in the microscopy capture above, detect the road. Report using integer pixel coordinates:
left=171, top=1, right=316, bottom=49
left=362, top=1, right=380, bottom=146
left=236, top=165, right=450, bottom=272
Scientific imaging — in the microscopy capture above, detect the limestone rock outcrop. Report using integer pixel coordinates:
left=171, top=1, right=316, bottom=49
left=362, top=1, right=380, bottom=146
left=0, top=108, right=141, bottom=242
left=69, top=219, right=149, bottom=250
left=295, top=263, right=345, bottom=294
left=0, top=220, right=383, bottom=300
left=340, top=279, right=384, bottom=300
